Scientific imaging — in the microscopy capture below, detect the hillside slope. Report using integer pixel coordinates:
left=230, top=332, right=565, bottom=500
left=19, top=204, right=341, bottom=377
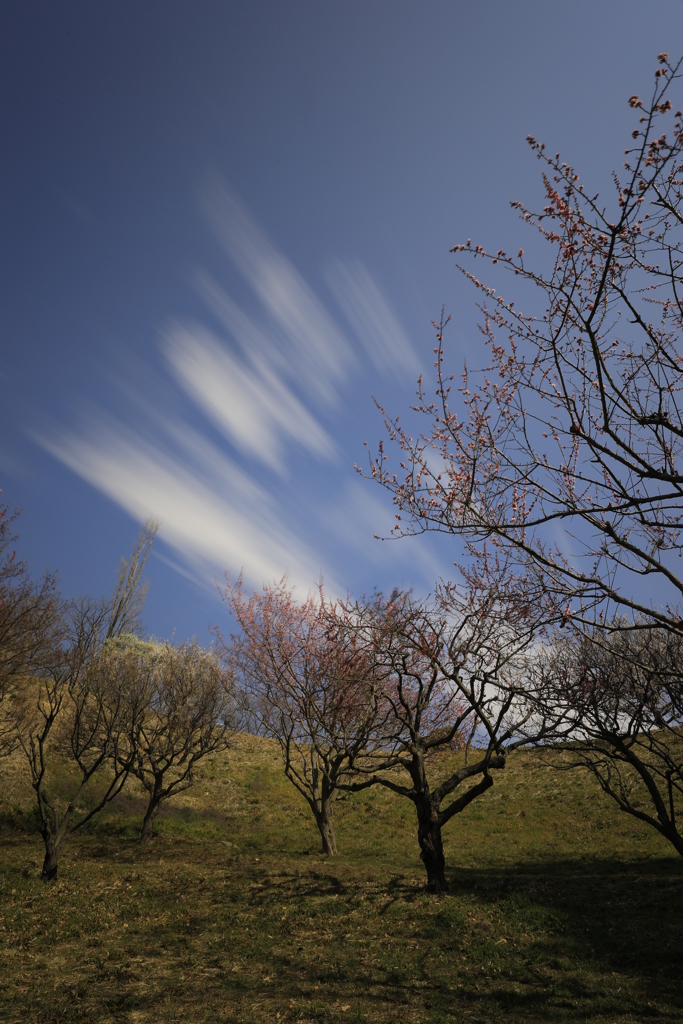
left=0, top=733, right=681, bottom=1023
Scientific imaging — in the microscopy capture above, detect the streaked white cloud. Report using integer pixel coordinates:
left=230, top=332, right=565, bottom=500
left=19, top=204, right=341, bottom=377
left=201, top=174, right=354, bottom=405
left=35, top=418, right=333, bottom=596
left=193, top=269, right=288, bottom=376
left=164, top=321, right=336, bottom=473
left=33, top=179, right=433, bottom=602
left=326, top=258, right=420, bottom=379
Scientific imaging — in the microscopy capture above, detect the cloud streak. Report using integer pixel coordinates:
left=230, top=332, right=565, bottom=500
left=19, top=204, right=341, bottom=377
left=201, top=174, right=354, bottom=405
left=36, top=417, right=333, bottom=595
left=164, top=320, right=336, bottom=474
left=34, top=178, right=430, bottom=601
left=326, top=258, right=420, bottom=379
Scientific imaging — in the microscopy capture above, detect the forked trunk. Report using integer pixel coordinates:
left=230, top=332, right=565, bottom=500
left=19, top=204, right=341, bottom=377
left=416, top=799, right=447, bottom=893
left=41, top=834, right=61, bottom=881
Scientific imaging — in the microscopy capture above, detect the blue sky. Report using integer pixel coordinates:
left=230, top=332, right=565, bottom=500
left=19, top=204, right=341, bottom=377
left=2, top=1, right=682, bottom=640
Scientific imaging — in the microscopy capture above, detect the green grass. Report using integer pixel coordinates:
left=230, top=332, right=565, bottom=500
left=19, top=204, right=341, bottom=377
left=0, top=735, right=681, bottom=1023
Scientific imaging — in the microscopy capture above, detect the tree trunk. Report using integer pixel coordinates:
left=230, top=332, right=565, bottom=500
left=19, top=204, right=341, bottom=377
left=41, top=834, right=60, bottom=881
left=140, top=787, right=164, bottom=843
left=315, top=798, right=338, bottom=855
left=664, top=826, right=683, bottom=858
left=415, top=799, right=447, bottom=892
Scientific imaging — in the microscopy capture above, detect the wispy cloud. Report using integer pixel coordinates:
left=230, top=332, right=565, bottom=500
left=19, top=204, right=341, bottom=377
left=163, top=320, right=336, bottom=474
left=35, top=417, right=333, bottom=595
left=34, top=178, right=431, bottom=601
left=326, top=258, right=420, bottom=379
left=201, top=174, right=355, bottom=405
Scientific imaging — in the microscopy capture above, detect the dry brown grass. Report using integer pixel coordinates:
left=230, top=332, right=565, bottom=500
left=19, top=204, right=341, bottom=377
left=1, top=734, right=681, bottom=1023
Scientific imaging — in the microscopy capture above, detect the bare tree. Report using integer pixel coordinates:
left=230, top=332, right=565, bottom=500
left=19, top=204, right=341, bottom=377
left=0, top=501, right=22, bottom=590
left=540, top=623, right=683, bottom=857
left=20, top=632, right=150, bottom=879
left=368, top=54, right=683, bottom=635
left=123, top=638, right=234, bottom=843
left=221, top=577, right=384, bottom=856
left=12, top=522, right=157, bottom=879
left=0, top=569, right=61, bottom=759
left=342, top=566, right=562, bottom=892
left=0, top=503, right=62, bottom=757
left=364, top=55, right=683, bottom=850
left=106, top=520, right=157, bottom=640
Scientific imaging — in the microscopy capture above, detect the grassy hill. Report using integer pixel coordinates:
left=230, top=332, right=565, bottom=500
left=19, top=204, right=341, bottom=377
left=0, top=733, right=681, bottom=1023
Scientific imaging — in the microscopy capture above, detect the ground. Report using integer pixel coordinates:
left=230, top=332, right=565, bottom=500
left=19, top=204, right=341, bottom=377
left=0, top=734, right=681, bottom=1023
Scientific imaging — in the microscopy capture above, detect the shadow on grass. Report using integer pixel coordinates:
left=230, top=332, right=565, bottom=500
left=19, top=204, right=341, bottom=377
left=448, top=855, right=682, bottom=976
left=232, top=856, right=683, bottom=1022
left=2, top=816, right=681, bottom=1022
